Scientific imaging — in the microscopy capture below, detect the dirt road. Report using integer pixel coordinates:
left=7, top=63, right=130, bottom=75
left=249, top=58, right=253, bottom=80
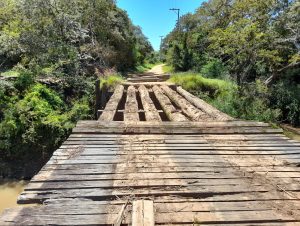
left=147, top=64, right=165, bottom=75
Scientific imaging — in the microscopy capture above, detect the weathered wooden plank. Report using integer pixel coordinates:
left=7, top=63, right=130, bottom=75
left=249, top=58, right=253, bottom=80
left=60, top=141, right=300, bottom=148
left=18, top=185, right=278, bottom=204
left=132, top=200, right=143, bottom=226
left=74, top=122, right=284, bottom=134
left=1, top=205, right=299, bottom=225
left=152, top=85, right=188, bottom=121
left=176, top=86, right=234, bottom=121
left=70, top=132, right=285, bottom=138
left=98, top=85, right=124, bottom=121
left=124, top=85, right=139, bottom=122
left=25, top=179, right=300, bottom=191
left=46, top=157, right=294, bottom=165
left=138, top=85, right=161, bottom=122
left=56, top=145, right=300, bottom=152
left=0, top=210, right=122, bottom=225
left=40, top=165, right=300, bottom=175
left=143, top=200, right=154, bottom=226
left=78, top=120, right=270, bottom=127
left=73, top=126, right=283, bottom=134
left=161, top=85, right=212, bottom=121
left=31, top=171, right=252, bottom=182
left=155, top=211, right=299, bottom=224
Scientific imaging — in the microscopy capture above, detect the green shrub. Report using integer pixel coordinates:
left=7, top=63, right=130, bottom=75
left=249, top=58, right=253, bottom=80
left=0, top=84, right=90, bottom=160
left=169, top=74, right=281, bottom=123
left=271, top=82, right=300, bottom=126
left=13, top=69, right=35, bottom=92
left=210, top=80, right=281, bottom=122
left=200, top=58, right=229, bottom=79
left=0, top=80, right=17, bottom=121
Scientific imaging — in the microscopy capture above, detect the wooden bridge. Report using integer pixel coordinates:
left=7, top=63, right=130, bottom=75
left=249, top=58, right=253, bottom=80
left=1, top=80, right=300, bottom=225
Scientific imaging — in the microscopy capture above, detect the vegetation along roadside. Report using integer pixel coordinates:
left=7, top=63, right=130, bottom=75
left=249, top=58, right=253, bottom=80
left=0, top=0, right=158, bottom=179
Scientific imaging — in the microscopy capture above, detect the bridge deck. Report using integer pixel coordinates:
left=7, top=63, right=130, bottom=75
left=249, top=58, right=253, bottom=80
left=1, top=84, right=300, bottom=225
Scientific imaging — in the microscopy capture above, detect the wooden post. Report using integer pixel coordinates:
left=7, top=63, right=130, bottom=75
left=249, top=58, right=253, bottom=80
left=95, top=79, right=101, bottom=119
left=100, top=83, right=108, bottom=109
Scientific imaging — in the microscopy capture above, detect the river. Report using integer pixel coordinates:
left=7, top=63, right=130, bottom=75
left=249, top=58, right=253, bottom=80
left=0, top=180, right=28, bottom=215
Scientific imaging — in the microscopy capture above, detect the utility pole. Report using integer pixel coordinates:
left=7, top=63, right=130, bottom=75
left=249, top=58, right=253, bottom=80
left=159, top=36, right=164, bottom=46
left=159, top=36, right=164, bottom=61
left=169, top=8, right=180, bottom=25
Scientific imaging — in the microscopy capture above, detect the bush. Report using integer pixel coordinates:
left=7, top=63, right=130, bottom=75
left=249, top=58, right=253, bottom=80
left=13, top=69, right=35, bottom=92
left=0, top=84, right=90, bottom=161
left=200, top=58, right=229, bottom=79
left=271, top=82, right=300, bottom=126
left=169, top=74, right=281, bottom=123
left=210, top=80, right=281, bottom=122
left=0, top=80, right=17, bottom=121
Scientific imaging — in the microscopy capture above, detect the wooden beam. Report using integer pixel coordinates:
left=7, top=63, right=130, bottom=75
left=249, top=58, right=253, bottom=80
left=95, top=79, right=101, bottom=119
left=161, top=85, right=211, bottom=121
left=114, top=201, right=128, bottom=226
left=138, top=85, right=161, bottom=122
left=176, top=86, right=233, bottom=121
left=73, top=121, right=282, bottom=135
left=98, top=85, right=124, bottom=121
left=98, top=109, right=165, bottom=113
left=124, top=86, right=139, bottom=122
left=153, top=85, right=188, bottom=122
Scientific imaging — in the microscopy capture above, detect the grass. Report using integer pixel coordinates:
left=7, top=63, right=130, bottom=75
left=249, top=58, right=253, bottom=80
left=1, top=70, right=20, bottom=77
left=100, top=74, right=125, bottom=90
left=135, top=62, right=163, bottom=73
left=162, top=64, right=174, bottom=73
left=135, top=63, right=156, bottom=73
left=168, top=72, right=235, bottom=98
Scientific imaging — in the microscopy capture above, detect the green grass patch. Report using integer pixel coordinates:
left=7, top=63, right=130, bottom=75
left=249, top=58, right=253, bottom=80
left=135, top=63, right=158, bottom=73
left=168, top=72, right=235, bottom=98
left=1, top=70, right=20, bottom=77
left=162, top=64, right=174, bottom=73
left=100, top=74, right=125, bottom=90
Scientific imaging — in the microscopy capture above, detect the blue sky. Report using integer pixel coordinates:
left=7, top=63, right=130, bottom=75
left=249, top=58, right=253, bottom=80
left=117, top=0, right=203, bottom=51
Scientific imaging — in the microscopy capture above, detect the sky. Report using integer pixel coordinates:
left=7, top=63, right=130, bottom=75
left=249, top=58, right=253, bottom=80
left=117, top=0, right=203, bottom=51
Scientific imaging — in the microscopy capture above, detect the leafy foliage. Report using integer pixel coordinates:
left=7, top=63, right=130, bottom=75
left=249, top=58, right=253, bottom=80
left=0, top=0, right=154, bottom=178
left=0, top=84, right=90, bottom=161
left=210, top=81, right=281, bottom=123
left=0, top=0, right=153, bottom=73
left=162, top=0, right=300, bottom=126
left=170, top=74, right=281, bottom=123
